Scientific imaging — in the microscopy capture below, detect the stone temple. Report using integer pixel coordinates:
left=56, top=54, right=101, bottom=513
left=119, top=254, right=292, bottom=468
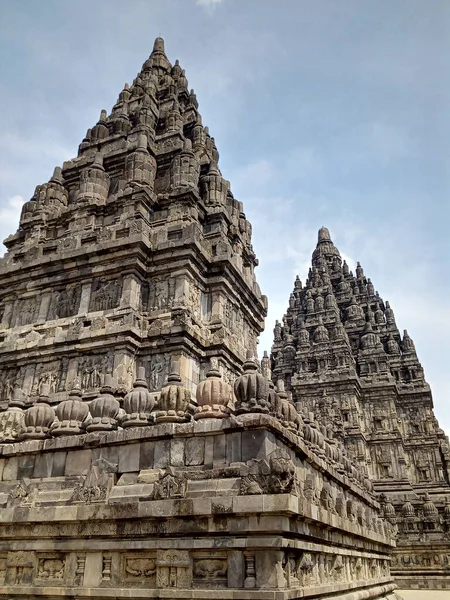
left=0, top=36, right=442, bottom=598
left=272, top=226, right=450, bottom=590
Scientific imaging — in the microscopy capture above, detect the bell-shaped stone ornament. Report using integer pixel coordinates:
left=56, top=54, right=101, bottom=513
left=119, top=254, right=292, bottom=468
left=276, top=381, right=302, bottom=433
left=155, top=363, right=195, bottom=423
left=122, top=367, right=156, bottom=428
left=87, top=375, right=121, bottom=432
left=22, top=382, right=56, bottom=440
left=52, top=379, right=89, bottom=436
left=0, top=387, right=28, bottom=442
left=195, top=358, right=232, bottom=420
left=234, top=351, right=270, bottom=415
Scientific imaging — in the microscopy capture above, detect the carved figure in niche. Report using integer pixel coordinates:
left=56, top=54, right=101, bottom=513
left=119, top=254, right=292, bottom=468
left=90, top=278, right=122, bottom=312
left=188, top=282, right=201, bottom=320
left=156, top=549, right=191, bottom=589
left=6, top=551, right=35, bottom=585
left=298, top=553, right=316, bottom=587
left=151, top=358, right=164, bottom=389
left=150, top=277, right=176, bottom=311
left=79, top=354, right=113, bottom=391
left=16, top=298, right=37, bottom=327
left=51, top=286, right=81, bottom=320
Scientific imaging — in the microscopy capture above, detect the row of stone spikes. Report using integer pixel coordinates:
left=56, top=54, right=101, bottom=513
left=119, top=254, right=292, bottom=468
left=0, top=353, right=372, bottom=492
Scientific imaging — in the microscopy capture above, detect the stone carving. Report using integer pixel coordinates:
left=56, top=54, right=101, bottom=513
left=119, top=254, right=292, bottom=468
left=79, top=354, right=113, bottom=391
left=234, top=350, right=270, bottom=414
left=72, top=457, right=117, bottom=504
left=87, top=375, right=121, bottom=432
left=22, top=382, right=56, bottom=440
left=155, top=365, right=195, bottom=423
left=193, top=558, right=227, bottom=581
left=52, top=378, right=89, bottom=436
left=195, top=358, right=231, bottom=419
left=122, top=366, right=155, bottom=427
left=153, top=470, right=187, bottom=500
left=0, top=387, right=27, bottom=442
left=124, top=555, right=156, bottom=580
left=50, top=285, right=81, bottom=319
left=14, top=297, right=38, bottom=327
left=240, top=451, right=296, bottom=495
left=89, top=278, right=122, bottom=312
left=156, top=549, right=191, bottom=589
left=5, top=551, right=35, bottom=585
left=36, top=554, right=66, bottom=582
left=149, top=277, right=176, bottom=311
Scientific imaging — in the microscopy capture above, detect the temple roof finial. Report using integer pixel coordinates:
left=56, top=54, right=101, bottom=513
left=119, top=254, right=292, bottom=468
left=152, top=37, right=166, bottom=55
left=318, top=226, right=332, bottom=243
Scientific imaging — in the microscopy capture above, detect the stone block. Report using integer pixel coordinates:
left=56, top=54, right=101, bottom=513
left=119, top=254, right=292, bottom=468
left=65, top=449, right=92, bottom=476
left=226, top=431, right=242, bottom=463
left=170, top=438, right=185, bottom=466
left=154, top=438, right=170, bottom=469
left=118, top=444, right=140, bottom=473
left=213, top=433, right=226, bottom=465
left=228, top=550, right=245, bottom=588
left=83, top=551, right=103, bottom=587
left=2, top=456, right=18, bottom=481
left=204, top=436, right=214, bottom=467
left=33, top=453, right=54, bottom=479
left=241, top=430, right=275, bottom=462
left=18, top=454, right=36, bottom=479
left=255, top=550, right=286, bottom=589
left=185, top=436, right=204, bottom=466
left=139, top=440, right=155, bottom=470
left=52, top=451, right=67, bottom=476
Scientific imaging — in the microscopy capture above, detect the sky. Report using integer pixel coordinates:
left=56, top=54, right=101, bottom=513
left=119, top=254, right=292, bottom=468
left=0, top=0, right=449, bottom=427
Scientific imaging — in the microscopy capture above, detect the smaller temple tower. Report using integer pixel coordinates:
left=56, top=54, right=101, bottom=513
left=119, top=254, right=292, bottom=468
left=271, top=227, right=450, bottom=587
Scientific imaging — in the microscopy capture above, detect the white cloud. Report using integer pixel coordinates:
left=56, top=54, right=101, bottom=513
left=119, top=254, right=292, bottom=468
left=196, top=0, right=224, bottom=7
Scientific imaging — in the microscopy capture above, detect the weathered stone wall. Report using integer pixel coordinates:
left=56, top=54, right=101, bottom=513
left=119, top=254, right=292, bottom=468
left=0, top=414, right=399, bottom=599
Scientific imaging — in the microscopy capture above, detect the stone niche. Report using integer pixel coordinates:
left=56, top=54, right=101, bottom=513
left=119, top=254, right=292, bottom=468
left=0, top=412, right=400, bottom=600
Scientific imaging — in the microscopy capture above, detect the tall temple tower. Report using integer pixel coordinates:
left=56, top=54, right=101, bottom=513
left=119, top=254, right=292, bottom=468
left=0, top=37, right=267, bottom=403
left=272, top=226, right=450, bottom=587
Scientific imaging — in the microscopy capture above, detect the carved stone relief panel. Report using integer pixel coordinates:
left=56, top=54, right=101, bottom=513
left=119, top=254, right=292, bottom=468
left=155, top=549, right=192, bottom=589
left=0, top=554, right=6, bottom=585
left=149, top=276, right=176, bottom=312
left=193, top=554, right=227, bottom=587
left=49, top=285, right=81, bottom=319
left=0, top=367, right=23, bottom=402
left=138, top=354, right=170, bottom=391
left=5, top=551, right=36, bottom=585
left=31, top=360, right=61, bottom=396
left=122, top=553, right=157, bottom=586
left=89, top=278, right=123, bottom=312
left=14, top=296, right=39, bottom=327
left=35, top=553, right=67, bottom=584
left=78, top=353, right=114, bottom=392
